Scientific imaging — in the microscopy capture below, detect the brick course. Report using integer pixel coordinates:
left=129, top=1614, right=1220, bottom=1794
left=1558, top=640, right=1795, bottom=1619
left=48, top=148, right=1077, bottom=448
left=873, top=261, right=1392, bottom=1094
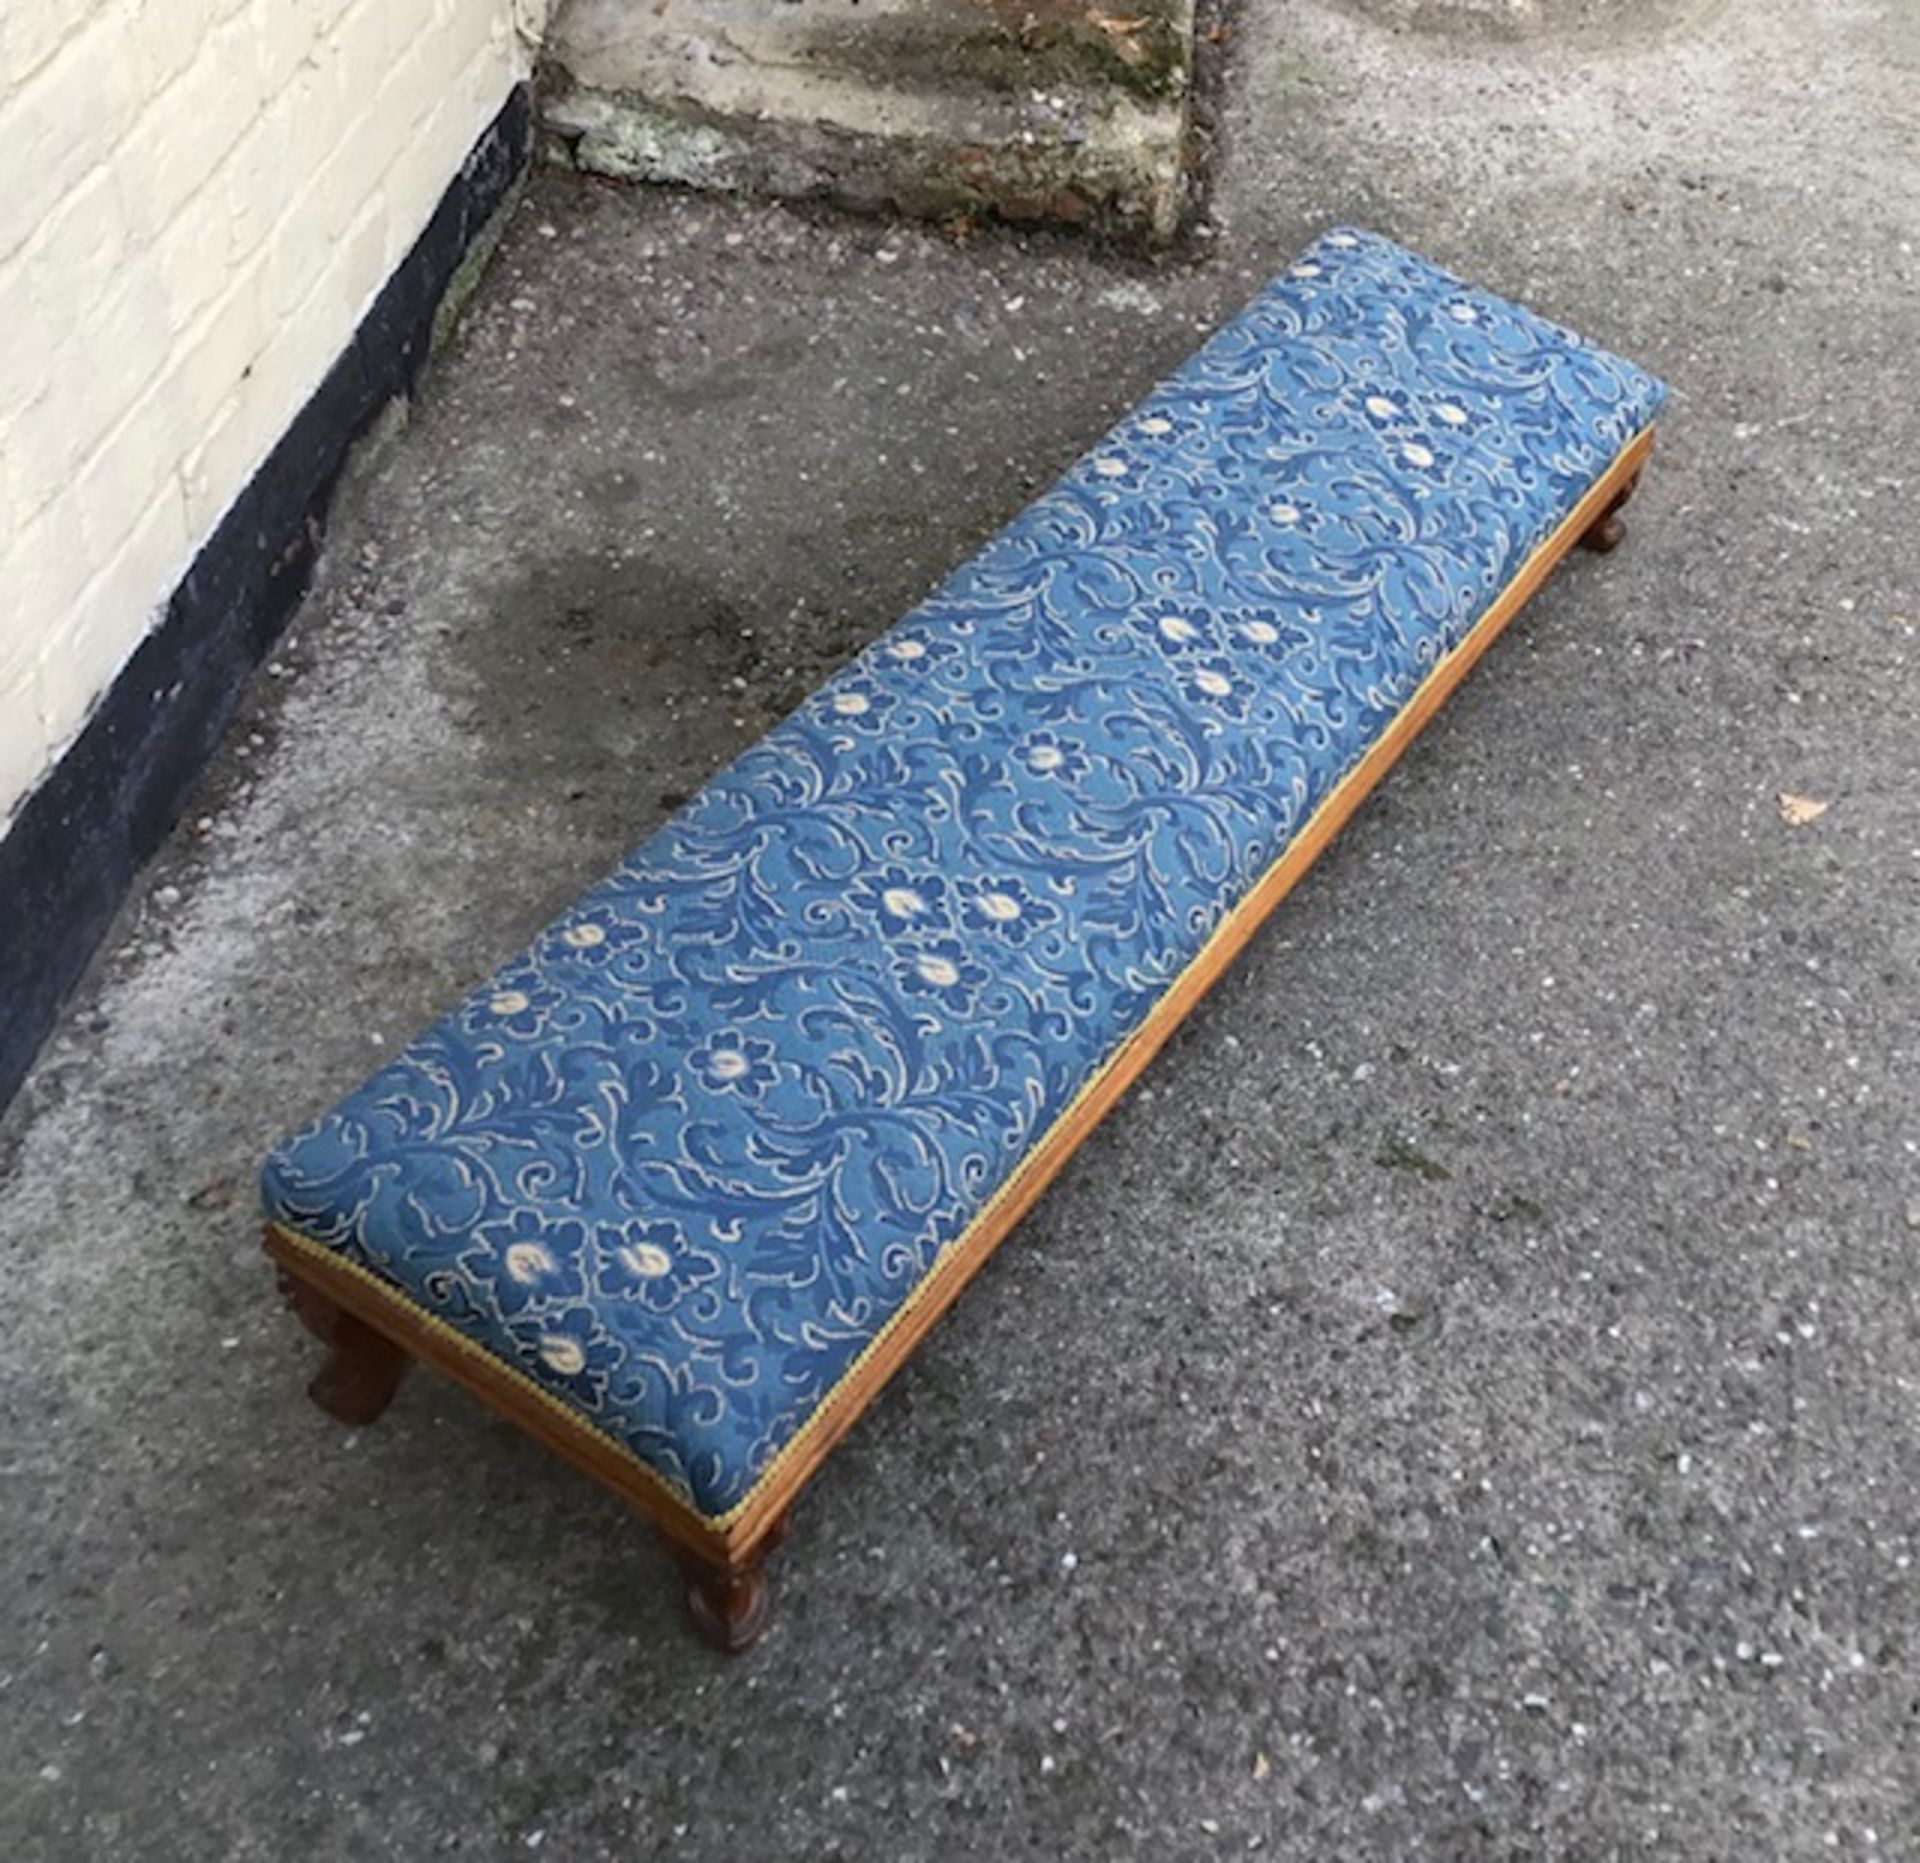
left=0, top=0, right=531, bottom=828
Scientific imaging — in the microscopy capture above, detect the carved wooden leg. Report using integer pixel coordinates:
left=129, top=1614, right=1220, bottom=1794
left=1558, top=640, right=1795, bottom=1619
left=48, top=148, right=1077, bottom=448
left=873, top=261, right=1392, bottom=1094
left=1579, top=470, right=1641, bottom=554
left=276, top=1269, right=409, bottom=1426
left=659, top=1513, right=789, bottom=1654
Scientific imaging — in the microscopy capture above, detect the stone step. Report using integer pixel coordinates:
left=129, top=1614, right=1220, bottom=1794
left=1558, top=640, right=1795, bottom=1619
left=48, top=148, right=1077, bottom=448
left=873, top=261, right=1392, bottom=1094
left=541, top=0, right=1195, bottom=240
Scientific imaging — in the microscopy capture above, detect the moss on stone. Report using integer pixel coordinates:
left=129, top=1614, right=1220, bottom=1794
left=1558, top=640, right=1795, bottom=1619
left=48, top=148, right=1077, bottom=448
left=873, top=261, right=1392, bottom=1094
left=430, top=180, right=524, bottom=360
left=808, top=3, right=1191, bottom=107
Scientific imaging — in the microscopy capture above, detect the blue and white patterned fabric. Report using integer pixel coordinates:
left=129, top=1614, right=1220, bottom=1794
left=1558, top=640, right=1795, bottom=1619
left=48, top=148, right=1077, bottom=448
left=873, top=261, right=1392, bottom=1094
left=264, top=229, right=1667, bottom=1519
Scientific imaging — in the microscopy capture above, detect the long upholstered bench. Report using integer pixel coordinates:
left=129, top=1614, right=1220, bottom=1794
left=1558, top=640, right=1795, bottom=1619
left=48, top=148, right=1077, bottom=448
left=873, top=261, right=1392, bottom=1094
left=262, top=229, right=1667, bottom=1650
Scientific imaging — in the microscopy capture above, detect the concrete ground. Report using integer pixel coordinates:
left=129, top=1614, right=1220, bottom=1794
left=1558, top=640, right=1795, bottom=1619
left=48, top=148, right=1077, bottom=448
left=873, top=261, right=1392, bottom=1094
left=5, top=0, right=1917, bottom=1855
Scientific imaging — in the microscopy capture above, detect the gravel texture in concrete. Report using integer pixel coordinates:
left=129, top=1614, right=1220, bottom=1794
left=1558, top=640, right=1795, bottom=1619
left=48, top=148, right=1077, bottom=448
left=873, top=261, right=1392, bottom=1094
left=3, top=0, right=1917, bottom=1856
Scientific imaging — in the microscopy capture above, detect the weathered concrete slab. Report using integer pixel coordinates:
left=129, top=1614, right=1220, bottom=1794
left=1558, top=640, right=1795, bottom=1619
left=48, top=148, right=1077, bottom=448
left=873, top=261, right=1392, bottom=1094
left=5, top=0, right=1920, bottom=1855
left=543, top=0, right=1196, bottom=238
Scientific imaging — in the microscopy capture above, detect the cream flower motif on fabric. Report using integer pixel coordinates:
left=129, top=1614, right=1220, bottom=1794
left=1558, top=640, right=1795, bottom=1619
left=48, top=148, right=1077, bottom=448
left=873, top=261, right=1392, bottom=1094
left=1365, top=395, right=1399, bottom=419
left=1018, top=732, right=1090, bottom=781
left=960, top=876, right=1058, bottom=946
left=511, top=1307, right=618, bottom=1403
left=552, top=911, right=621, bottom=967
left=895, top=939, right=989, bottom=1006
left=461, top=1210, right=587, bottom=1317
left=1403, top=443, right=1436, bottom=468
left=849, top=865, right=950, bottom=933
left=595, top=1218, right=721, bottom=1314
left=476, top=976, right=563, bottom=1036
left=540, top=1336, right=586, bottom=1375
left=1228, top=607, right=1307, bottom=655
left=818, top=680, right=895, bottom=732
left=1434, top=403, right=1469, bottom=426
left=689, top=1029, right=779, bottom=1098
left=875, top=631, right=958, bottom=676
left=1138, top=416, right=1174, bottom=436
left=1093, top=456, right=1130, bottom=478
left=1448, top=302, right=1478, bottom=323
left=1128, top=598, right=1217, bottom=660
left=1186, top=660, right=1253, bottom=722
left=620, top=1241, right=673, bottom=1278
left=1270, top=503, right=1302, bottom=526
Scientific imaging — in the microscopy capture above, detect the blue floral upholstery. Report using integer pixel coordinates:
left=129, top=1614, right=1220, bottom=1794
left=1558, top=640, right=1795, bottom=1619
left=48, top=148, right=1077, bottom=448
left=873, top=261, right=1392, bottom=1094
left=264, top=229, right=1667, bottom=1520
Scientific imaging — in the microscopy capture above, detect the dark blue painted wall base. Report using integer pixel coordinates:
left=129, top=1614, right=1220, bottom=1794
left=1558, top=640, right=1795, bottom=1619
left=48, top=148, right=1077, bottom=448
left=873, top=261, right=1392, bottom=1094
left=0, top=84, right=533, bottom=1117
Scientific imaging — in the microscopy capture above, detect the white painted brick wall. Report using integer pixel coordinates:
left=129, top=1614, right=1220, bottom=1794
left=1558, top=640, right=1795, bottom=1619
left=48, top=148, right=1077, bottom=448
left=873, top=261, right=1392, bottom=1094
left=0, top=0, right=534, bottom=829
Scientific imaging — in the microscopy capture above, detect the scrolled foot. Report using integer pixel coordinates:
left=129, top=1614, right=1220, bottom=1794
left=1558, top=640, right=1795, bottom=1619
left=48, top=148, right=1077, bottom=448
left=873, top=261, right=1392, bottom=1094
left=1579, top=471, right=1641, bottom=555
left=276, top=1269, right=409, bottom=1426
left=661, top=1528, right=782, bottom=1654
left=1582, top=510, right=1627, bottom=554
left=685, top=1563, right=772, bottom=1654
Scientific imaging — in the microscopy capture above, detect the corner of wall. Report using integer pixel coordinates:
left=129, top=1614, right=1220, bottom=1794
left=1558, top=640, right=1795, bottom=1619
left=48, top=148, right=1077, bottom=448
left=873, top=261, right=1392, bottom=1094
left=0, top=78, right=537, bottom=1118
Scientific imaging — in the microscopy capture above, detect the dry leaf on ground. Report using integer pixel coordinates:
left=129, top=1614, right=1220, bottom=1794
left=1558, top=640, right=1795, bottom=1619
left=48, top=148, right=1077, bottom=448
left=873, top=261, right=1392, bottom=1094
left=1776, top=791, right=1829, bottom=827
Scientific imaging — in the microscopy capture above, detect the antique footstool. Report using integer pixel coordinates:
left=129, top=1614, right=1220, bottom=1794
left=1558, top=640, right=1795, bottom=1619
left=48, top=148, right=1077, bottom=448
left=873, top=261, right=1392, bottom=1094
left=262, top=228, right=1667, bottom=1650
